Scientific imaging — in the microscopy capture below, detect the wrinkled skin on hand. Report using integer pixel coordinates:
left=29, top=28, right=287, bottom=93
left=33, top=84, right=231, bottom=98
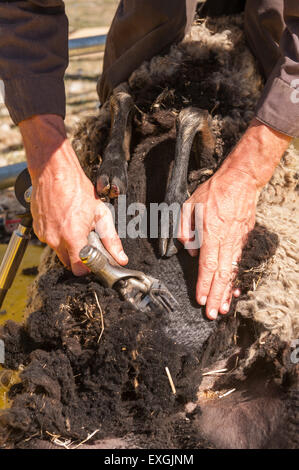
left=179, top=119, right=291, bottom=320
left=179, top=168, right=256, bottom=319
left=19, top=115, right=128, bottom=276
left=19, top=116, right=290, bottom=309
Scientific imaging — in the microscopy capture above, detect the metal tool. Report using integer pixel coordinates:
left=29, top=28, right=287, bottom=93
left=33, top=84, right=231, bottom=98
left=80, top=231, right=178, bottom=315
left=0, top=169, right=33, bottom=309
left=0, top=167, right=177, bottom=315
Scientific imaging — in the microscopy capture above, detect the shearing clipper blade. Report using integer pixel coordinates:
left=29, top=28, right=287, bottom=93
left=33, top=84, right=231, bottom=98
left=80, top=231, right=178, bottom=315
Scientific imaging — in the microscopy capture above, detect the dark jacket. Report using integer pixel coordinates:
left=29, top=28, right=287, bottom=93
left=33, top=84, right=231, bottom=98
left=0, top=0, right=298, bottom=137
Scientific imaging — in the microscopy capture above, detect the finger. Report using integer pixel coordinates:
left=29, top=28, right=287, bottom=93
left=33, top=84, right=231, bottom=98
left=95, top=202, right=128, bottom=265
left=188, top=248, right=199, bottom=257
left=187, top=203, right=203, bottom=257
left=222, top=240, right=243, bottom=308
left=33, top=219, right=73, bottom=271
left=43, top=235, right=71, bottom=270
left=67, top=239, right=91, bottom=276
left=233, top=288, right=241, bottom=297
left=179, top=202, right=202, bottom=253
left=219, top=285, right=233, bottom=315
left=196, top=239, right=220, bottom=311
left=178, top=202, right=195, bottom=247
left=56, top=245, right=71, bottom=270
left=209, top=238, right=243, bottom=317
left=35, top=222, right=89, bottom=276
left=219, top=285, right=241, bottom=313
left=205, top=241, right=234, bottom=320
left=219, top=268, right=238, bottom=314
left=219, top=282, right=241, bottom=314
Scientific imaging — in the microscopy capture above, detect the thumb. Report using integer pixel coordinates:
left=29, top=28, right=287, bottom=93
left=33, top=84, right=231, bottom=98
left=95, top=202, right=128, bottom=266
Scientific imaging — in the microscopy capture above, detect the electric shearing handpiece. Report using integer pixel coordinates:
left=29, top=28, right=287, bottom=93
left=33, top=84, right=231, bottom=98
left=80, top=231, right=178, bottom=315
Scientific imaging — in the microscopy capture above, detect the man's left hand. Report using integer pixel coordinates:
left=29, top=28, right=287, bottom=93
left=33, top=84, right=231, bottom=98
left=178, top=119, right=291, bottom=320
left=179, top=167, right=256, bottom=320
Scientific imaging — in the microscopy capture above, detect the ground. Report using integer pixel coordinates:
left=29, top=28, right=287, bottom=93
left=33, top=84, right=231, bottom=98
left=0, top=0, right=118, bottom=167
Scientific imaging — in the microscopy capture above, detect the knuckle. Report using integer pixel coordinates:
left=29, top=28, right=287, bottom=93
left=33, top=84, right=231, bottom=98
left=200, top=279, right=212, bottom=290
left=211, top=292, right=223, bottom=303
left=218, top=270, right=231, bottom=282
left=203, top=257, right=218, bottom=272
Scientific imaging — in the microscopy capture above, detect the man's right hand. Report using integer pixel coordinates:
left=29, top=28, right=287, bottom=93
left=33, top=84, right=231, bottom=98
left=19, top=114, right=128, bottom=276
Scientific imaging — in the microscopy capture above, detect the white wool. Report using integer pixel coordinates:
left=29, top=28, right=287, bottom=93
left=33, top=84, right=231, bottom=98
left=237, top=144, right=299, bottom=341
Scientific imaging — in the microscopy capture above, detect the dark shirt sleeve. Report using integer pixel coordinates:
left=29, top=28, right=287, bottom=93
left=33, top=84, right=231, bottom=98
left=256, top=0, right=299, bottom=137
left=0, top=0, right=68, bottom=125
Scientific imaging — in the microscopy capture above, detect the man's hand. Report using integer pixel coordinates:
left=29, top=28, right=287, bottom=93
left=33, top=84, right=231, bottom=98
left=179, top=119, right=291, bottom=320
left=19, top=114, right=128, bottom=275
left=180, top=167, right=256, bottom=319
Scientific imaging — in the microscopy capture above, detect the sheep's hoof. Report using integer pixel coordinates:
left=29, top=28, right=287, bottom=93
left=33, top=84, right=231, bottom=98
left=159, top=236, right=181, bottom=258
left=96, top=160, right=128, bottom=199
left=158, top=202, right=184, bottom=258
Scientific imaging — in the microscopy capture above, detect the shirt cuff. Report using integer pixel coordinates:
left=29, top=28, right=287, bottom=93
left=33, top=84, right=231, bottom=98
left=255, top=75, right=299, bottom=138
left=2, top=75, right=66, bottom=125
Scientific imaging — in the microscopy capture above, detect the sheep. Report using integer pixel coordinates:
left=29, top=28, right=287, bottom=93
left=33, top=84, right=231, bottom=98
left=0, top=14, right=298, bottom=449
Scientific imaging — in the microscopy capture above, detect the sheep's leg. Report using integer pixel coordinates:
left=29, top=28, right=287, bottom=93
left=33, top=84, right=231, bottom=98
left=159, top=107, right=215, bottom=258
left=96, top=84, right=134, bottom=199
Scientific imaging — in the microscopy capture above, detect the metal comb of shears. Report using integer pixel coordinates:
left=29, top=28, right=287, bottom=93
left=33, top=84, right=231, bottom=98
left=80, top=231, right=178, bottom=315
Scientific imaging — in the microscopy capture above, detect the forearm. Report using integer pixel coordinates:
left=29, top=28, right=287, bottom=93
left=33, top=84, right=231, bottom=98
left=19, top=114, right=81, bottom=182
left=0, top=1, right=68, bottom=125
left=221, top=119, right=292, bottom=189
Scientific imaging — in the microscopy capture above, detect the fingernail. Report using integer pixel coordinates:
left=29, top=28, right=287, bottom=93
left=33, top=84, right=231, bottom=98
left=200, top=296, right=207, bottom=306
left=209, top=309, right=218, bottom=320
left=119, top=250, right=128, bottom=263
left=222, top=303, right=229, bottom=313
left=234, top=289, right=241, bottom=297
